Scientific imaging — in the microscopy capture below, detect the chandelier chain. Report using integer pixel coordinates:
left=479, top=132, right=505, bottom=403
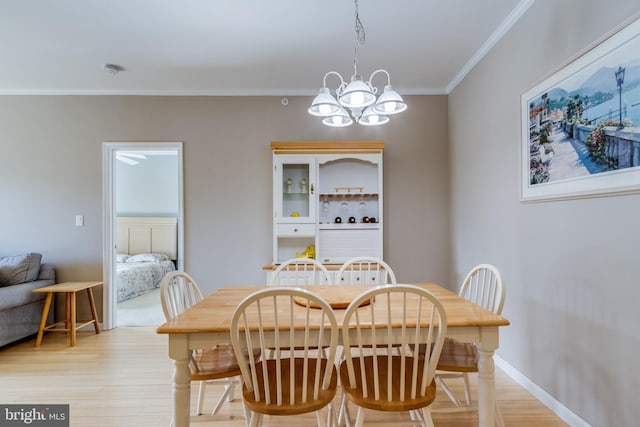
left=353, top=0, right=365, bottom=77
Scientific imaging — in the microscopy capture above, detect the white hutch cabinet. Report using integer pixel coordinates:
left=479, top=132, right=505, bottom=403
left=268, top=141, right=384, bottom=280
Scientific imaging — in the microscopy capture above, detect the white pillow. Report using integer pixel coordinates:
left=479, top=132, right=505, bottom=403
left=125, top=253, right=170, bottom=263
left=116, top=253, right=130, bottom=263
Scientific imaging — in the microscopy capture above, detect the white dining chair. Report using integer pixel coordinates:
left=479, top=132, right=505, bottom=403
left=160, top=271, right=244, bottom=417
left=269, top=257, right=331, bottom=286
left=339, top=284, right=448, bottom=427
left=435, top=263, right=505, bottom=427
left=229, top=287, right=340, bottom=427
left=334, top=256, right=398, bottom=426
left=335, top=256, right=397, bottom=285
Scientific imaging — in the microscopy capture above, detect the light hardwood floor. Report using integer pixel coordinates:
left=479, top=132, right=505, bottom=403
left=0, top=327, right=568, bottom=427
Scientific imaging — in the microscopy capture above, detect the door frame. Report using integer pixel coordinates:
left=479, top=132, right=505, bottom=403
left=102, top=141, right=184, bottom=330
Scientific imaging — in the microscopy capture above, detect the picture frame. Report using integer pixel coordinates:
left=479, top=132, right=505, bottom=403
left=520, top=15, right=640, bottom=201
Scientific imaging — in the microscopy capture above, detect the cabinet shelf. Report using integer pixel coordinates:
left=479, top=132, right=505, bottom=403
left=319, top=193, right=378, bottom=199
left=318, top=223, right=380, bottom=230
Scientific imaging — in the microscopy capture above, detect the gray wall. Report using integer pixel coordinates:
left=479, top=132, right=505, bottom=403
left=449, top=1, right=640, bottom=426
left=0, top=94, right=450, bottom=308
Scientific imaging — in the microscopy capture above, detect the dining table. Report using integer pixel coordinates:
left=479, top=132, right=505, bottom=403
left=156, top=283, right=510, bottom=427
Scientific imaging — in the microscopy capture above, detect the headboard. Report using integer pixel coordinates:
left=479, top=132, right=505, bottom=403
left=116, top=217, right=178, bottom=260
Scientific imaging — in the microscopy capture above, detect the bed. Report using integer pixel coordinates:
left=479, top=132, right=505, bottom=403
left=116, top=217, right=178, bottom=303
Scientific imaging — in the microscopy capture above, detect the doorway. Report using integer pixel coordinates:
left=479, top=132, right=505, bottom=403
left=102, top=142, right=184, bottom=330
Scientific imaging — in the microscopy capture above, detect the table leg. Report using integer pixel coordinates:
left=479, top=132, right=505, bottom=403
left=70, top=292, right=77, bottom=347
left=168, top=334, right=191, bottom=427
left=35, top=292, right=54, bottom=347
left=86, top=288, right=101, bottom=334
left=65, top=293, right=71, bottom=334
left=476, top=327, right=499, bottom=427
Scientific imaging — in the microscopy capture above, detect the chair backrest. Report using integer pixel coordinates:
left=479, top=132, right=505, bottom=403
left=335, top=256, right=397, bottom=285
left=159, top=271, right=204, bottom=320
left=269, top=257, right=331, bottom=286
left=230, top=287, right=339, bottom=408
left=459, top=264, right=505, bottom=314
left=341, top=284, right=447, bottom=403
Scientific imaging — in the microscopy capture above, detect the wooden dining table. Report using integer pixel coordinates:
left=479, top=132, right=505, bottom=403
left=156, top=283, right=509, bottom=427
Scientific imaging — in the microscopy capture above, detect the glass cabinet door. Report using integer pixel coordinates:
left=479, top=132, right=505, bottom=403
left=274, top=157, right=316, bottom=223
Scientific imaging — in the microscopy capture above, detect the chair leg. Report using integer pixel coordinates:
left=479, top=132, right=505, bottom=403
left=211, top=381, right=235, bottom=415
left=410, top=409, right=423, bottom=423
left=354, top=407, right=365, bottom=427
left=315, top=408, right=327, bottom=427
left=338, top=393, right=352, bottom=427
left=421, top=407, right=435, bottom=427
left=249, top=412, right=262, bottom=427
left=241, top=400, right=251, bottom=427
left=196, top=381, right=206, bottom=415
left=436, top=375, right=461, bottom=406
left=328, top=404, right=339, bottom=427
left=227, top=379, right=237, bottom=402
left=462, top=372, right=472, bottom=406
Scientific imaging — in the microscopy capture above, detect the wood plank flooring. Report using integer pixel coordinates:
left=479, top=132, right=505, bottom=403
left=0, top=327, right=568, bottom=427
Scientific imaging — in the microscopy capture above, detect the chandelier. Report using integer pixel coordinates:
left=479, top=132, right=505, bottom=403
left=308, top=0, right=407, bottom=127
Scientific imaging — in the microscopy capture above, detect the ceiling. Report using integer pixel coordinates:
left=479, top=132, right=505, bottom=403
left=0, top=0, right=532, bottom=96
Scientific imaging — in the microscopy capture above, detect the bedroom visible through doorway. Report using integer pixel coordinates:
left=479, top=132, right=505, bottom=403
left=102, top=142, right=184, bottom=330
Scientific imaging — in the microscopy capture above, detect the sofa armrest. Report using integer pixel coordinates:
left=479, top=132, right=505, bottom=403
left=38, top=263, right=56, bottom=281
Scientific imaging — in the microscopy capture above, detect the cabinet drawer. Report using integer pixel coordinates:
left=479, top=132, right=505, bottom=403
left=276, top=224, right=315, bottom=237
left=318, top=229, right=381, bottom=263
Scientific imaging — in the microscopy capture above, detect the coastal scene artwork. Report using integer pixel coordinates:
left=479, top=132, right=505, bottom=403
left=521, top=16, right=640, bottom=201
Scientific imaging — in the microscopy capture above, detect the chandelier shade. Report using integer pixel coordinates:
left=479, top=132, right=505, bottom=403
left=308, top=87, right=342, bottom=117
left=308, top=0, right=406, bottom=127
left=359, top=106, right=389, bottom=126
left=339, top=78, right=376, bottom=109
left=374, top=84, right=407, bottom=114
left=322, top=108, right=353, bottom=127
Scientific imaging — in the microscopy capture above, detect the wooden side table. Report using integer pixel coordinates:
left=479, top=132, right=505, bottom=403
left=33, top=281, right=102, bottom=347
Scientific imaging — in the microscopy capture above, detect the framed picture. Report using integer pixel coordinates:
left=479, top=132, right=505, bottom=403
left=521, top=15, right=640, bottom=201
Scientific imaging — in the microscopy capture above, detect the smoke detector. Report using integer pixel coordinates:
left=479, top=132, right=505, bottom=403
left=103, top=64, right=122, bottom=75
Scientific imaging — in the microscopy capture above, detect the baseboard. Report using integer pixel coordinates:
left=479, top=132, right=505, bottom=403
left=494, top=355, right=590, bottom=427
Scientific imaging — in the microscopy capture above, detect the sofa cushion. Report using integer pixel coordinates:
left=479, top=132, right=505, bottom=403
left=0, top=279, right=54, bottom=311
left=0, top=253, right=43, bottom=286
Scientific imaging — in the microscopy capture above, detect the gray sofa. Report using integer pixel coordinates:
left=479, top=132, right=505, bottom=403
left=0, top=253, right=55, bottom=347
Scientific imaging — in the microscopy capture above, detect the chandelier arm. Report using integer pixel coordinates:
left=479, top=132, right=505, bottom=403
left=322, top=71, right=348, bottom=97
left=322, top=71, right=345, bottom=88
left=367, top=69, right=391, bottom=92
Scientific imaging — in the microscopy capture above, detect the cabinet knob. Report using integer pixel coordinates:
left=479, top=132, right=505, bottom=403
left=294, top=228, right=298, bottom=232
left=310, top=183, right=315, bottom=194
